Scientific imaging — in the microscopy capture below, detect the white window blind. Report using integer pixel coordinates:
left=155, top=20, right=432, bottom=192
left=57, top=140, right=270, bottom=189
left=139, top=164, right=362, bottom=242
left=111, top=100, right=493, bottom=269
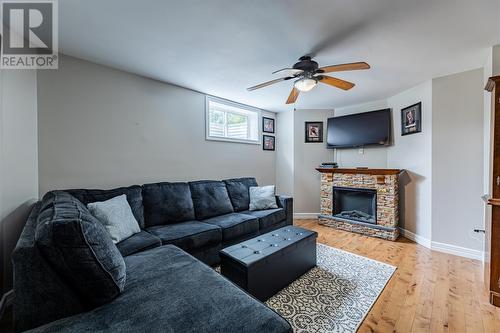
left=206, top=97, right=260, bottom=144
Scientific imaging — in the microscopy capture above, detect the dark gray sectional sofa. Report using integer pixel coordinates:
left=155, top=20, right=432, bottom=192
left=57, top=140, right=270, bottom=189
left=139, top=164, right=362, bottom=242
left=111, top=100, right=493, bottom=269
left=12, top=177, right=293, bottom=333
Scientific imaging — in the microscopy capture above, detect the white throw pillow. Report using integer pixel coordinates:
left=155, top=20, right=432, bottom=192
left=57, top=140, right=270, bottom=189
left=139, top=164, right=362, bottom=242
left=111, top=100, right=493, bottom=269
left=249, top=185, right=278, bottom=211
left=87, top=194, right=141, bottom=244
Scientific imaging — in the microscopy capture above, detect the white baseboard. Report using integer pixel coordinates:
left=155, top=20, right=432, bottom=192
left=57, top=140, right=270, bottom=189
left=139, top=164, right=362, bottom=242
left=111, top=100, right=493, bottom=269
left=293, top=213, right=319, bottom=219
left=400, top=228, right=483, bottom=261
left=399, top=228, right=431, bottom=248
left=431, top=241, right=483, bottom=261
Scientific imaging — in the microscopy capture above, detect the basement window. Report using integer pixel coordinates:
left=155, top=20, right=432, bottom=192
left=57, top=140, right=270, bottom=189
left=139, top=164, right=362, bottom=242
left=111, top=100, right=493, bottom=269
left=206, top=96, right=260, bottom=144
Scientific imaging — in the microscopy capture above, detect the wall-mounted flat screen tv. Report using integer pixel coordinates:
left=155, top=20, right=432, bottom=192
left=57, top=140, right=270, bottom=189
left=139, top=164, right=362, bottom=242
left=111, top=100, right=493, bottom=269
left=326, top=109, right=391, bottom=148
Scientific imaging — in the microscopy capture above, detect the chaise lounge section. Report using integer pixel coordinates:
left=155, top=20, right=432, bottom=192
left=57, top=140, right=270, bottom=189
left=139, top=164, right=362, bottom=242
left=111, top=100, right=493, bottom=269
left=12, top=177, right=293, bottom=333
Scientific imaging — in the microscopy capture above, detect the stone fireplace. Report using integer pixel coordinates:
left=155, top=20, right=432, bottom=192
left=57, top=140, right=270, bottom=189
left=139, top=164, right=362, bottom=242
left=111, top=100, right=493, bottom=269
left=317, top=168, right=401, bottom=240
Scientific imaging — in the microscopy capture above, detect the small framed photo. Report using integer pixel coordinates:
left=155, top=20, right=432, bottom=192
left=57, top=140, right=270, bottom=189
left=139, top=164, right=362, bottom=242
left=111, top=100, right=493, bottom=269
left=262, top=117, right=275, bottom=133
left=263, top=135, right=275, bottom=151
left=305, top=122, right=323, bottom=143
left=401, top=102, right=422, bottom=136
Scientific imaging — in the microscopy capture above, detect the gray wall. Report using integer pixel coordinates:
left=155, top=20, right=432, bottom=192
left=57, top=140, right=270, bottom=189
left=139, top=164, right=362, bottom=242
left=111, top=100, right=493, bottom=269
left=293, top=109, right=334, bottom=214
left=387, top=81, right=433, bottom=240
left=275, top=109, right=335, bottom=215
left=332, top=85, right=434, bottom=239
left=275, top=110, right=294, bottom=196
left=296, top=71, right=485, bottom=256
left=0, top=70, right=38, bottom=297
left=324, top=71, right=484, bottom=253
left=37, top=55, right=276, bottom=194
left=431, top=68, right=484, bottom=251
left=494, top=45, right=500, bottom=75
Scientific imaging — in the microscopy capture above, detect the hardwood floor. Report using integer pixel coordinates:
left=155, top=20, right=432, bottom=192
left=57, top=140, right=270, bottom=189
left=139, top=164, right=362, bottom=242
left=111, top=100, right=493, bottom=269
left=295, top=219, right=500, bottom=333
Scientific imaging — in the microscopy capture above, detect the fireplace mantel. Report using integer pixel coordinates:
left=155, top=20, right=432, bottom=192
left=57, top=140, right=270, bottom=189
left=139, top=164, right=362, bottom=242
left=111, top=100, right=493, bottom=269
left=316, top=167, right=402, bottom=175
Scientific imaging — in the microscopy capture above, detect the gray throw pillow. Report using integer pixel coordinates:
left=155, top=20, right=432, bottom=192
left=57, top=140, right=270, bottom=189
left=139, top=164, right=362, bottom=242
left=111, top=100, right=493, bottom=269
left=249, top=185, right=278, bottom=211
left=88, top=194, right=141, bottom=243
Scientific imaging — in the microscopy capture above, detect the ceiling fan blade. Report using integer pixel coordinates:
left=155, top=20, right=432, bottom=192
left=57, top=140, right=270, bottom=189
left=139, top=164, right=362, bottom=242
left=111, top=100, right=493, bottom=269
left=318, top=62, right=370, bottom=74
left=272, top=68, right=304, bottom=76
left=247, top=77, right=292, bottom=91
left=319, top=75, right=355, bottom=90
left=286, top=87, right=300, bottom=104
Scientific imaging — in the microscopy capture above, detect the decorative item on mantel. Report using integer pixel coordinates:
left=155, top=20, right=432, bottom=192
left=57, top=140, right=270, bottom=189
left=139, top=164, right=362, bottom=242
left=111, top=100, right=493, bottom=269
left=318, top=162, right=338, bottom=169
left=316, top=167, right=404, bottom=241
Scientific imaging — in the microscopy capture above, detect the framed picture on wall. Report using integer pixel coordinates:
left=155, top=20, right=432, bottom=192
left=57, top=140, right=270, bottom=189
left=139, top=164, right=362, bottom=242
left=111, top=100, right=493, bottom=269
left=262, top=117, right=275, bottom=133
left=401, top=102, right=422, bottom=136
left=305, top=121, right=323, bottom=143
left=263, top=135, right=275, bottom=151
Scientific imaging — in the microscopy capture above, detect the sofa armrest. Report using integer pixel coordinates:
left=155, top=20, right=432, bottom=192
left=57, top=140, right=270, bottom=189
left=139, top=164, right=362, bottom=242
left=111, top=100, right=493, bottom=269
left=276, top=195, right=293, bottom=226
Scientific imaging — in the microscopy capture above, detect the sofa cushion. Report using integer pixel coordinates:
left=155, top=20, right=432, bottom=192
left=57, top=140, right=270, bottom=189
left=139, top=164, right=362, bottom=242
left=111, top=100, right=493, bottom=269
left=203, top=213, right=259, bottom=242
left=189, top=180, right=234, bottom=219
left=65, top=185, right=145, bottom=228
left=25, top=245, right=293, bottom=333
left=35, top=191, right=126, bottom=307
left=146, top=221, right=221, bottom=251
left=241, top=208, right=286, bottom=230
left=142, top=182, right=195, bottom=227
left=223, top=177, right=258, bottom=211
left=116, top=231, right=162, bottom=257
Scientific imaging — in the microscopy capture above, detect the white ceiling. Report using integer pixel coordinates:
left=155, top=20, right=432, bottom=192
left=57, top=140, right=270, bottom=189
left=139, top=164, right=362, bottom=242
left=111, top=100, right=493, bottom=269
left=59, top=0, right=500, bottom=112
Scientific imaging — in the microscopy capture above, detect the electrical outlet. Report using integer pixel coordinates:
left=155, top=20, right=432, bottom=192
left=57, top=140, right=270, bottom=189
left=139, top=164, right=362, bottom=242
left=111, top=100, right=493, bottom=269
left=358, top=147, right=364, bottom=154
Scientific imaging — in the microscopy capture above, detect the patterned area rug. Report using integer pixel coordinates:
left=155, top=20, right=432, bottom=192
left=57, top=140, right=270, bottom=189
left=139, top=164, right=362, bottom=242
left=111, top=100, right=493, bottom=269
left=265, top=243, right=396, bottom=333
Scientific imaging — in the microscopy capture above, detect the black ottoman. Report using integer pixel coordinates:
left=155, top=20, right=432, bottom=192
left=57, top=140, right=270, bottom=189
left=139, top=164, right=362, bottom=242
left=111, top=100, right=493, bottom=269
left=220, top=226, right=317, bottom=301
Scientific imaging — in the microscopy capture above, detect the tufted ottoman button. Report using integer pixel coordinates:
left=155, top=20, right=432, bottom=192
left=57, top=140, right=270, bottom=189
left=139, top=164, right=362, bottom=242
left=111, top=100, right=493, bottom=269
left=271, top=244, right=279, bottom=247
left=254, top=250, right=261, bottom=254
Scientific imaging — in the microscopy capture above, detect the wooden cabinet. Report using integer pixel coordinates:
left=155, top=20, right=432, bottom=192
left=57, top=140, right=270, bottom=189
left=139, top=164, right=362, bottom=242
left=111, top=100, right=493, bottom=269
left=486, top=75, right=500, bottom=306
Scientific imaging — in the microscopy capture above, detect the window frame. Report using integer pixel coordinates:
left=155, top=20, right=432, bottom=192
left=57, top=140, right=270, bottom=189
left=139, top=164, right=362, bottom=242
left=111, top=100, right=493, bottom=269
left=205, top=95, right=261, bottom=145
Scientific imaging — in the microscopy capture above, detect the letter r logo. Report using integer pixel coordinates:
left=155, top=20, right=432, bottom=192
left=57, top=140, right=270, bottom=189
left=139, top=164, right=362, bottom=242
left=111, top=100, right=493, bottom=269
left=2, top=2, right=53, bottom=54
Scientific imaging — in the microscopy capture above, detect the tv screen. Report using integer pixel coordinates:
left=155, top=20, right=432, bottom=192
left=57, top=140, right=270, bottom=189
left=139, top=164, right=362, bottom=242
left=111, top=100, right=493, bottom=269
left=327, top=109, right=391, bottom=148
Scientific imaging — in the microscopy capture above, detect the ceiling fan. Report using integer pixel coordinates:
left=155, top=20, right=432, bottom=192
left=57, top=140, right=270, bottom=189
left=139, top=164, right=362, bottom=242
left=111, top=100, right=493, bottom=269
left=247, top=56, right=370, bottom=104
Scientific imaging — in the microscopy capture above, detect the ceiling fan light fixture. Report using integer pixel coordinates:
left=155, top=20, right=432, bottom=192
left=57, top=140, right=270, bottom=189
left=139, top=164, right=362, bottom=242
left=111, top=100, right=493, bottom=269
left=294, top=78, right=317, bottom=92
left=246, top=57, right=370, bottom=104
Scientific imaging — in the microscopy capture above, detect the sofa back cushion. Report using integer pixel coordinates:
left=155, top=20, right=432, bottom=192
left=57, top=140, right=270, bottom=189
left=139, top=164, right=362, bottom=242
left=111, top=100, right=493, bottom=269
left=65, top=185, right=145, bottom=228
left=189, top=180, right=234, bottom=220
left=223, top=177, right=258, bottom=211
left=35, top=191, right=127, bottom=307
left=142, top=182, right=195, bottom=227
